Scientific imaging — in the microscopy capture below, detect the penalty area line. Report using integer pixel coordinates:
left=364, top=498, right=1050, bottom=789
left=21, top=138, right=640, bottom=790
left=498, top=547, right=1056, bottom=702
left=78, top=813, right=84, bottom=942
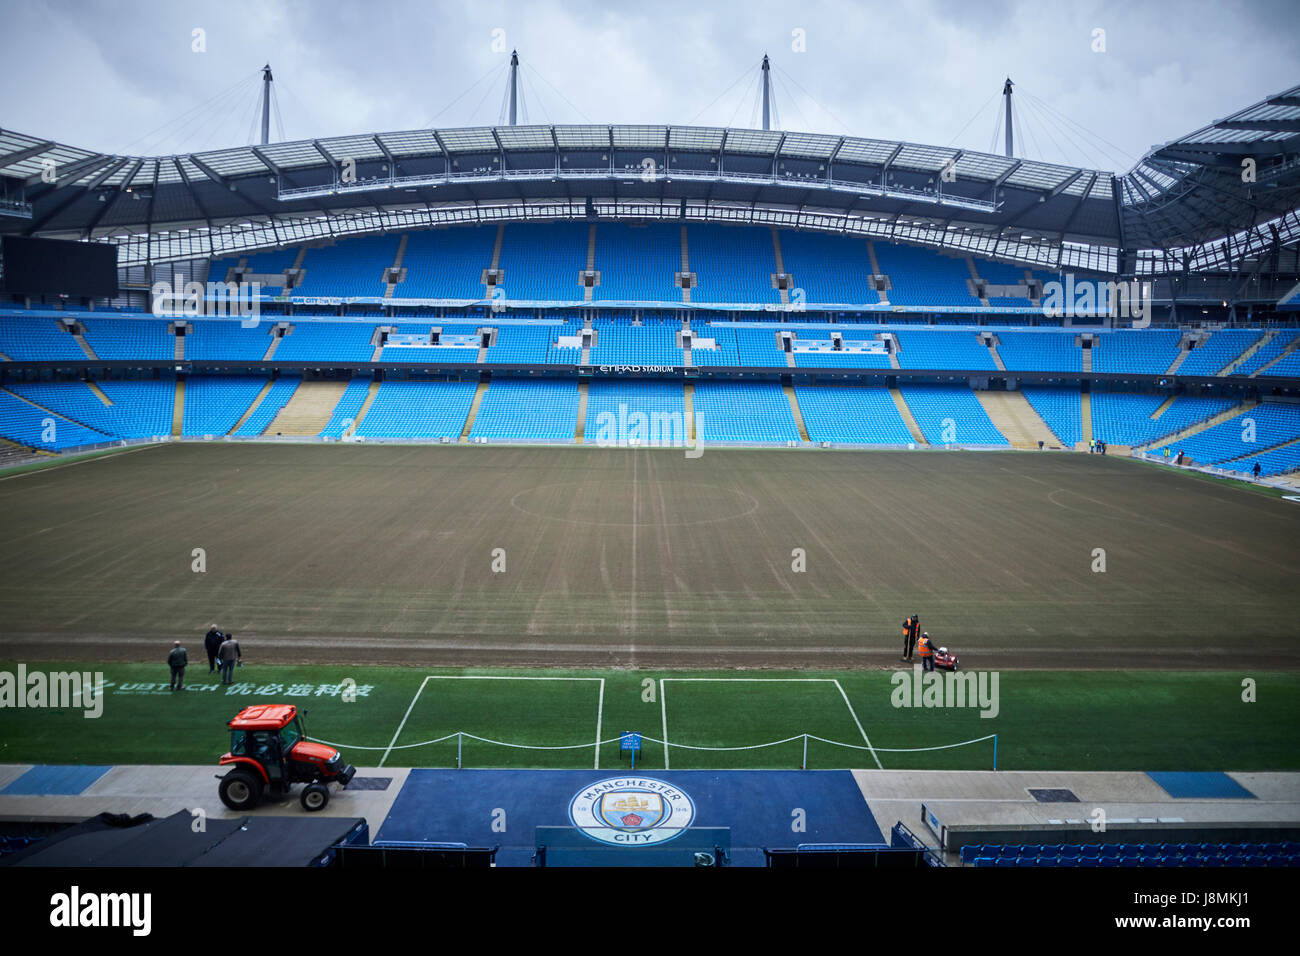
left=834, top=678, right=883, bottom=770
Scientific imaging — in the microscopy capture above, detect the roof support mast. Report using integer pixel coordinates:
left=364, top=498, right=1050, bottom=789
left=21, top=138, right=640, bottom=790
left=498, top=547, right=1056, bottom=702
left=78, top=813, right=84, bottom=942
left=1003, top=77, right=1014, bottom=157
left=761, top=54, right=772, bottom=131
left=509, top=50, right=519, bottom=126
left=260, top=64, right=273, bottom=146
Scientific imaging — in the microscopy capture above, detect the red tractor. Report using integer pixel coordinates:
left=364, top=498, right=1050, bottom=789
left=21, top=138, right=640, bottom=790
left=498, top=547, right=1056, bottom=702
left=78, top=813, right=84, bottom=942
left=217, top=704, right=355, bottom=812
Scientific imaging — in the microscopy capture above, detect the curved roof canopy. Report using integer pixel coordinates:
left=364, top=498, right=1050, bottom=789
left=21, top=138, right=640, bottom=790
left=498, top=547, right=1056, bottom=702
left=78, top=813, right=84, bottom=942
left=1, top=86, right=1297, bottom=275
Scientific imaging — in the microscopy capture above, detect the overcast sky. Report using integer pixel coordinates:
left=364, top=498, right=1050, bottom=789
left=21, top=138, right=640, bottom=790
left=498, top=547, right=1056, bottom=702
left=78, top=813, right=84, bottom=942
left=2, top=0, right=1296, bottom=173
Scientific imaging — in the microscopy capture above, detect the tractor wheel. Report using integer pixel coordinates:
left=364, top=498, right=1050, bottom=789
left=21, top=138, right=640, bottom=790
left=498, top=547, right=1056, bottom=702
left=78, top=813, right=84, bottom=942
left=219, top=769, right=263, bottom=811
left=300, top=782, right=330, bottom=812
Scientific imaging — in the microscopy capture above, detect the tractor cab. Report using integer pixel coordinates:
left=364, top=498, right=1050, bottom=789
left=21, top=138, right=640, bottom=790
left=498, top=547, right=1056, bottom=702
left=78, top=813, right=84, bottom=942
left=218, top=704, right=355, bottom=812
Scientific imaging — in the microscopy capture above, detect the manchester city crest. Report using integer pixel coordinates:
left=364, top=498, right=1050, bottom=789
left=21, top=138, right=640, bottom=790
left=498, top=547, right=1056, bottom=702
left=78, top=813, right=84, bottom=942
left=568, top=777, right=696, bottom=847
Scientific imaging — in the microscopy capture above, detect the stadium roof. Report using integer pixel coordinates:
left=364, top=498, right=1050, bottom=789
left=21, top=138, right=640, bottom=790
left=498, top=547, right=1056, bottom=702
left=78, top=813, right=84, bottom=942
left=1, top=85, right=1298, bottom=275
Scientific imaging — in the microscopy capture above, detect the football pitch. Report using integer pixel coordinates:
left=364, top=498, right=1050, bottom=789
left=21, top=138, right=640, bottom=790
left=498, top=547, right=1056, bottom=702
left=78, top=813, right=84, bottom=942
left=2, top=662, right=1298, bottom=772
left=0, top=441, right=1297, bottom=670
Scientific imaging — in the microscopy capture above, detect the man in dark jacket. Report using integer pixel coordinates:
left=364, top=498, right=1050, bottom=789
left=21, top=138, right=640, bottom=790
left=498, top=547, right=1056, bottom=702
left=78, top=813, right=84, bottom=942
left=217, top=634, right=242, bottom=685
left=168, top=641, right=188, bottom=691
left=204, top=625, right=224, bottom=674
left=901, top=614, right=919, bottom=663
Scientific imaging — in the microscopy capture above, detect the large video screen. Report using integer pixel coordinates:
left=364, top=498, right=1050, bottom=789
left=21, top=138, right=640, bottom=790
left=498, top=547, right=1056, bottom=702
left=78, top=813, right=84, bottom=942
left=0, top=235, right=119, bottom=297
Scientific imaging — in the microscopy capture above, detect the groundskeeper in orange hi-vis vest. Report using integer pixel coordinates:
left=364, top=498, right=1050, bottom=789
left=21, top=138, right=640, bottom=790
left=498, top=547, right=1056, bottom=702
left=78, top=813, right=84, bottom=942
left=918, top=634, right=933, bottom=657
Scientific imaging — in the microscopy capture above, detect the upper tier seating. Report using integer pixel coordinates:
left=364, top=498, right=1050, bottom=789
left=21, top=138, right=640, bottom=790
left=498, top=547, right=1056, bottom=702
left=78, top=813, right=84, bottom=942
left=185, top=321, right=273, bottom=361
left=688, top=225, right=781, bottom=305
left=1177, top=330, right=1262, bottom=376
left=778, top=231, right=877, bottom=304
left=996, top=332, right=1083, bottom=372
left=274, top=322, right=377, bottom=362
left=294, top=234, right=398, bottom=298
left=1090, top=330, right=1183, bottom=374
left=497, top=222, right=590, bottom=301
left=895, top=331, right=996, bottom=371
left=400, top=227, right=498, bottom=299
left=80, top=319, right=174, bottom=360
left=0, top=318, right=88, bottom=360
left=1236, top=331, right=1299, bottom=376
left=594, top=224, right=683, bottom=303
left=872, top=244, right=976, bottom=307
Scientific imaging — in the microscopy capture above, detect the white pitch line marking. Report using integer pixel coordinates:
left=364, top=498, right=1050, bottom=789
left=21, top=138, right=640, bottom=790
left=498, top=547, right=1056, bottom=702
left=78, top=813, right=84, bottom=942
left=660, top=678, right=670, bottom=770
left=834, top=678, right=883, bottom=770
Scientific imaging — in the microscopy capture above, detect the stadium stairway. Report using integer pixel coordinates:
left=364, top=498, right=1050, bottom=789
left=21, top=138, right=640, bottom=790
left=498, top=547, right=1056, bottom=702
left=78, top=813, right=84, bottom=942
left=865, top=241, right=890, bottom=305
left=1080, top=345, right=1092, bottom=374
left=985, top=335, right=1007, bottom=371
left=783, top=383, right=810, bottom=441
left=1221, top=331, right=1274, bottom=375
left=1165, top=337, right=1192, bottom=375
left=265, top=380, right=350, bottom=436
left=1078, top=390, right=1093, bottom=451
left=1133, top=399, right=1257, bottom=453
left=574, top=380, right=589, bottom=443
left=771, top=228, right=789, bottom=308
left=344, top=380, right=383, bottom=438
left=975, top=390, right=1061, bottom=449
left=86, top=382, right=113, bottom=407
left=684, top=382, right=696, bottom=442
left=965, top=256, right=990, bottom=306
left=71, top=325, right=98, bottom=360
left=1253, top=336, right=1300, bottom=376
left=384, top=234, right=409, bottom=299
left=171, top=380, right=184, bottom=436
left=261, top=332, right=281, bottom=361
left=459, top=381, right=490, bottom=443
left=226, top=380, right=276, bottom=434
left=888, top=387, right=928, bottom=445
left=173, top=332, right=185, bottom=361
left=1149, top=395, right=1178, bottom=421
left=584, top=225, right=597, bottom=303
left=680, top=226, right=691, bottom=304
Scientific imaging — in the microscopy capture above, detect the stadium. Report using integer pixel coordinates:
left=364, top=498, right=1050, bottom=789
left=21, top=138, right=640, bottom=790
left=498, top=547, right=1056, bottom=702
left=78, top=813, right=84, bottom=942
left=0, top=1, right=1297, bottom=905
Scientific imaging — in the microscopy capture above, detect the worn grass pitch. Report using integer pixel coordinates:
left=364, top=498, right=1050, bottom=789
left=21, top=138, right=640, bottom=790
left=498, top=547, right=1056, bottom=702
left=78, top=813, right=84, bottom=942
left=0, top=442, right=1297, bottom=669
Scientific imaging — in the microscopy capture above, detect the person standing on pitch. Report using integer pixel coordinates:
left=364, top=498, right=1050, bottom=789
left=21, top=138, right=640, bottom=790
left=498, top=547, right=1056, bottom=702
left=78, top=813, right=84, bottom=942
left=168, top=641, right=188, bottom=691
left=217, top=633, right=242, bottom=685
left=204, top=624, right=224, bottom=675
left=918, top=631, right=936, bottom=673
left=901, top=614, right=919, bottom=663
